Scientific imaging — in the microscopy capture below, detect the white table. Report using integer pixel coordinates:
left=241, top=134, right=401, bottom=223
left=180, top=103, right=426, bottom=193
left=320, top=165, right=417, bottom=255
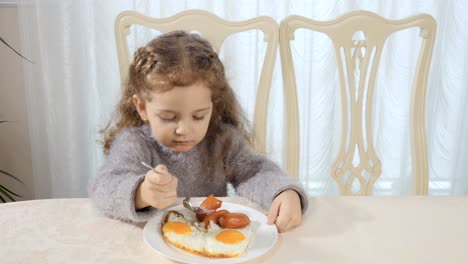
left=1, top=196, right=467, bottom=263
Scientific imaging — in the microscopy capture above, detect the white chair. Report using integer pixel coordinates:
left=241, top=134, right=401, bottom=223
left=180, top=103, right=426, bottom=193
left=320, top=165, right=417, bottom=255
left=114, top=10, right=279, bottom=155
left=279, top=11, right=436, bottom=195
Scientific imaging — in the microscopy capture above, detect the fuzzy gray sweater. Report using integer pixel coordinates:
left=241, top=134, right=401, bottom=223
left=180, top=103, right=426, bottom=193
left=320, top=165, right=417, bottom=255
left=89, top=124, right=308, bottom=223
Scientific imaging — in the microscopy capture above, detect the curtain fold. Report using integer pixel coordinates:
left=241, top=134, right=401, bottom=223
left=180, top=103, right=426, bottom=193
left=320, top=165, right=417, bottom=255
left=17, top=0, right=468, bottom=198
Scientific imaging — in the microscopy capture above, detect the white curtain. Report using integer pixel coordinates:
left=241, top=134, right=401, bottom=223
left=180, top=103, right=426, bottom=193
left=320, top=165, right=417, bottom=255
left=17, top=0, right=468, bottom=198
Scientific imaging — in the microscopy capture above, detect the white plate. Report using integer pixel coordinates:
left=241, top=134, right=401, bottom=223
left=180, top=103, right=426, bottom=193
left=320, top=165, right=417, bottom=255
left=143, top=202, right=278, bottom=264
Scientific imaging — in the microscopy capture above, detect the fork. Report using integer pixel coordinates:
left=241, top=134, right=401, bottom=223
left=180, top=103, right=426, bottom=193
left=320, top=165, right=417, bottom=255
left=183, top=196, right=196, bottom=213
left=142, top=161, right=185, bottom=203
left=141, top=161, right=158, bottom=173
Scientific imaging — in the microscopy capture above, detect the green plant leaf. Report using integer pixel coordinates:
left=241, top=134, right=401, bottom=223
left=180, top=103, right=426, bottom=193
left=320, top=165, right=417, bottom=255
left=0, top=186, right=15, bottom=202
left=0, top=184, right=22, bottom=197
left=0, top=169, right=24, bottom=184
left=0, top=36, right=35, bottom=64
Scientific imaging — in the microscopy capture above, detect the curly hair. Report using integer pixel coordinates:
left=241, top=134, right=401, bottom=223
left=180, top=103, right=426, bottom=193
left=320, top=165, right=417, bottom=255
left=101, top=31, right=251, bottom=158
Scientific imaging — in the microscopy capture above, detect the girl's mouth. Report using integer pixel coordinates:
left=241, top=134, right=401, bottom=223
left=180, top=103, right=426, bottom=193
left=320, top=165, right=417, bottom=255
left=173, top=140, right=192, bottom=145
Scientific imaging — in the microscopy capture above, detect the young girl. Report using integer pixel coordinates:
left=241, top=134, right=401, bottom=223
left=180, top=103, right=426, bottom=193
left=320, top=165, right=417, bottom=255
left=89, top=31, right=308, bottom=232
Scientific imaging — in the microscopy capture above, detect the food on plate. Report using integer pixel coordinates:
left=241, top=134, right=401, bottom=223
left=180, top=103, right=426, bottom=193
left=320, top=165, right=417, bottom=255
left=161, top=211, right=206, bottom=254
left=200, top=194, right=223, bottom=210
left=202, top=209, right=229, bottom=227
left=160, top=195, right=253, bottom=258
left=196, top=194, right=222, bottom=221
left=219, top=213, right=250, bottom=229
left=204, top=221, right=252, bottom=257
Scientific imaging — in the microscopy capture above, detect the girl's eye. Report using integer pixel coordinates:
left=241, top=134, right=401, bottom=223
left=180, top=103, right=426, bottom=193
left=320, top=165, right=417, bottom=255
left=159, top=115, right=176, bottom=122
left=193, top=115, right=205, bottom=121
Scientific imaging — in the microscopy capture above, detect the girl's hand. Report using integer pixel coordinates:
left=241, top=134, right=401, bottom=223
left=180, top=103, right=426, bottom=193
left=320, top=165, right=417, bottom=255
left=267, top=189, right=302, bottom=232
left=135, top=164, right=178, bottom=210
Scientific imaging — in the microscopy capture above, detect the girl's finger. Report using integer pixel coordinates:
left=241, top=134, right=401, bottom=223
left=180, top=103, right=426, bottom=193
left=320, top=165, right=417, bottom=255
left=267, top=200, right=280, bottom=225
left=282, top=217, right=300, bottom=232
left=155, top=164, right=168, bottom=173
left=147, top=170, right=174, bottom=186
left=276, top=216, right=292, bottom=233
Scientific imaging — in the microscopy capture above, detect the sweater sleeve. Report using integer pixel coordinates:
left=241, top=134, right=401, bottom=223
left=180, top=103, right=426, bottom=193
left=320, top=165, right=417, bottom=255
left=224, top=127, right=308, bottom=212
left=88, top=127, right=158, bottom=223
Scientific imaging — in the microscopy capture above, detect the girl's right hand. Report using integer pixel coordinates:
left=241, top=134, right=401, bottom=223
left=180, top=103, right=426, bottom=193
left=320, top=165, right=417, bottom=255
left=135, top=164, right=178, bottom=210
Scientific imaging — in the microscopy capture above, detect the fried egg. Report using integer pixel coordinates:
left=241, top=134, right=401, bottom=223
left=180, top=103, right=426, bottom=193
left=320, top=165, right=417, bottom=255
left=161, top=211, right=206, bottom=254
left=161, top=210, right=252, bottom=258
left=205, top=224, right=252, bottom=258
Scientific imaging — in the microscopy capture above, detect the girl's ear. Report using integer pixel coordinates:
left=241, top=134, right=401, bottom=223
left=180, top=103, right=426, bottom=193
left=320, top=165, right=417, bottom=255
left=132, top=94, right=148, bottom=121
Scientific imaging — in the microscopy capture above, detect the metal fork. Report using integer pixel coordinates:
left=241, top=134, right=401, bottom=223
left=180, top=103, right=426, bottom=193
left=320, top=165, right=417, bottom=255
left=141, top=161, right=158, bottom=173
left=183, top=196, right=196, bottom=213
left=142, top=162, right=196, bottom=214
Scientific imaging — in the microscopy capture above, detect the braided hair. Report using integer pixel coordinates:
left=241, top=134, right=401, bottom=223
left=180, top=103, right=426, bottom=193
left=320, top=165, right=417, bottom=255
left=101, top=31, right=251, bottom=155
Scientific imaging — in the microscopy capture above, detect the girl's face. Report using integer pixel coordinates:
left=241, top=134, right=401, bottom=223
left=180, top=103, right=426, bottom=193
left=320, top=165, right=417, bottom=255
left=133, top=81, right=213, bottom=153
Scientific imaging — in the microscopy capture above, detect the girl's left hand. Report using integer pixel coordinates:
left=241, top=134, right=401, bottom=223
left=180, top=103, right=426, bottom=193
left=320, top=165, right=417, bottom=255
left=267, top=189, right=302, bottom=233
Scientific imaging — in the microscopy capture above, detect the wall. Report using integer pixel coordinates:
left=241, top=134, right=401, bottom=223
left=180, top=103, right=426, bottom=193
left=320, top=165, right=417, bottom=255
left=0, top=4, right=34, bottom=201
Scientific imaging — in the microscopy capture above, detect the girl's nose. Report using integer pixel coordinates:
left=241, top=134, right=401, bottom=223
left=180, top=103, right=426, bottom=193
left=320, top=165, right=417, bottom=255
left=175, top=121, right=189, bottom=135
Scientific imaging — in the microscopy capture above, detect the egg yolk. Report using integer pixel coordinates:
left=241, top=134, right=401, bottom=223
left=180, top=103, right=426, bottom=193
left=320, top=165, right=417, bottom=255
left=215, top=230, right=245, bottom=244
left=165, top=222, right=192, bottom=235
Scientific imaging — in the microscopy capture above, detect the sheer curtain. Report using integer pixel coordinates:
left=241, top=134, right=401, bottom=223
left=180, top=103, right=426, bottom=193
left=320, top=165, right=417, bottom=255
left=16, top=0, right=468, bottom=198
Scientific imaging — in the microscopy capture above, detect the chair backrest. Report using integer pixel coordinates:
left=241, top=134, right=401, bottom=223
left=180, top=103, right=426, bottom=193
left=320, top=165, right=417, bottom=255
left=279, top=11, right=436, bottom=195
left=115, top=10, right=279, bottom=155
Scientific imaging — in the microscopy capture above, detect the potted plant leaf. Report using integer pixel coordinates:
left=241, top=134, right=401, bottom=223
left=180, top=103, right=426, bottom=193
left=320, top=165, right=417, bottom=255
left=1, top=36, right=34, bottom=202
left=0, top=120, right=24, bottom=202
